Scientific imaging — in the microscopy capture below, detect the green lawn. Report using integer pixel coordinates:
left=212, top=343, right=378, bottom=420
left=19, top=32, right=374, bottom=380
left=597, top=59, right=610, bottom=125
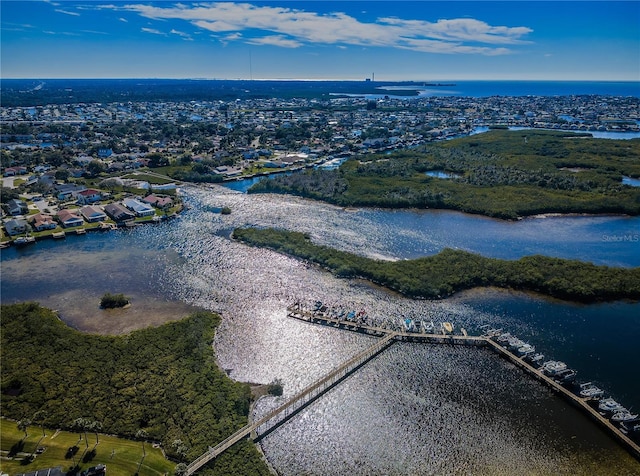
left=0, top=418, right=175, bottom=476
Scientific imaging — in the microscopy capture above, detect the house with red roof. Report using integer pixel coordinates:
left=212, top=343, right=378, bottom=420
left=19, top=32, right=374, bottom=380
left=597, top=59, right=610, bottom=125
left=77, top=189, right=103, bottom=205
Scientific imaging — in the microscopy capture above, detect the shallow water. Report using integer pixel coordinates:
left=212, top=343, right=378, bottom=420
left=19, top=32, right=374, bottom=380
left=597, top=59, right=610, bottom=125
left=1, top=184, right=639, bottom=473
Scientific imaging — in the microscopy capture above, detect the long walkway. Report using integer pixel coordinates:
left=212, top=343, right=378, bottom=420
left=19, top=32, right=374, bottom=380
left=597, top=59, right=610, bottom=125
left=185, top=331, right=397, bottom=475
left=185, top=304, right=640, bottom=474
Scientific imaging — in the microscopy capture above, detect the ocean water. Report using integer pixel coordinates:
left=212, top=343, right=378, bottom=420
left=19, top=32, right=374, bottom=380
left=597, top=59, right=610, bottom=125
left=404, top=80, right=640, bottom=98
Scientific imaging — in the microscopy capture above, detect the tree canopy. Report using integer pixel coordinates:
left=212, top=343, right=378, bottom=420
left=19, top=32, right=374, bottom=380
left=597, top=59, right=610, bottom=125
left=1, top=303, right=271, bottom=476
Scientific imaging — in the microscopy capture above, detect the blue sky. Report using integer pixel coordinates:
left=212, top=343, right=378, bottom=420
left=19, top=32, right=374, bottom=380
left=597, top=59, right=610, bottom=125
left=2, top=1, right=639, bottom=80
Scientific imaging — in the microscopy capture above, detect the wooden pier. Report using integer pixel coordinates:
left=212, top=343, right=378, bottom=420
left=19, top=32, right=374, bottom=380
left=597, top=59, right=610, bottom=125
left=185, top=304, right=640, bottom=474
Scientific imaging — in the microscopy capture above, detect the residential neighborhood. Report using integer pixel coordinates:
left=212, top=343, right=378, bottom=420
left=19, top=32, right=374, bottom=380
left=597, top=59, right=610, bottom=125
left=2, top=92, right=639, bottom=246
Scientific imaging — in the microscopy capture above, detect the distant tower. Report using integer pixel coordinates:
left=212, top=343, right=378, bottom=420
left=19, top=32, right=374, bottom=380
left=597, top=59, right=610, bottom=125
left=372, top=72, right=375, bottom=82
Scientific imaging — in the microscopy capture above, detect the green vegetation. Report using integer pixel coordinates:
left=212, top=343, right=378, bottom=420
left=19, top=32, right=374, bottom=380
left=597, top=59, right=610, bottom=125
left=233, top=227, right=640, bottom=302
left=100, top=293, right=130, bottom=309
left=1, top=303, right=271, bottom=476
left=250, top=130, right=640, bottom=219
left=1, top=418, right=174, bottom=476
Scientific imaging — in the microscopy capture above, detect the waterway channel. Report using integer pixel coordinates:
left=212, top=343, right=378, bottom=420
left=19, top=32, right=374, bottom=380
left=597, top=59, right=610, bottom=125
left=1, top=183, right=639, bottom=474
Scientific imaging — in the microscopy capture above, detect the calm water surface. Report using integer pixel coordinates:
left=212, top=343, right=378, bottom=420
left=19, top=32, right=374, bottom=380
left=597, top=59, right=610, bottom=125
left=1, top=184, right=639, bottom=474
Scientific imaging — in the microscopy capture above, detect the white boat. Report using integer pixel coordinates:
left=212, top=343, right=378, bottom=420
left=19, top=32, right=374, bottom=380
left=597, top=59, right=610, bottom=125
left=507, top=337, right=525, bottom=349
left=598, top=397, right=625, bottom=413
left=422, top=320, right=435, bottom=334
left=442, top=322, right=454, bottom=334
left=495, top=332, right=512, bottom=344
left=517, top=343, right=535, bottom=356
left=579, top=384, right=605, bottom=399
left=611, top=410, right=638, bottom=423
left=14, top=235, right=36, bottom=246
left=541, top=361, right=568, bottom=376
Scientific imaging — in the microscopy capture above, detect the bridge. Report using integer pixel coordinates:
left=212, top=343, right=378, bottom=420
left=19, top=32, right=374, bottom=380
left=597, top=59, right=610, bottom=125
left=185, top=303, right=640, bottom=474
left=185, top=329, right=397, bottom=475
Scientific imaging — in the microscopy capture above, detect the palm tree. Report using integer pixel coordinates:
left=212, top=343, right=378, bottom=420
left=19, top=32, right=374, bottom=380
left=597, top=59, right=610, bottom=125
left=73, top=417, right=90, bottom=449
left=135, top=429, right=149, bottom=475
left=91, top=421, right=103, bottom=447
left=17, top=418, right=31, bottom=441
left=33, top=410, right=47, bottom=437
left=135, top=429, right=148, bottom=456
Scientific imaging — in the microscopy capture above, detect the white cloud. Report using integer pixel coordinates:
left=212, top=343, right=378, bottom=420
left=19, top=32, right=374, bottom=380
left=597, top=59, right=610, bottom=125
left=171, top=29, right=193, bottom=40
left=112, top=2, right=532, bottom=55
left=55, top=9, right=80, bottom=17
left=141, top=27, right=166, bottom=36
left=246, top=35, right=302, bottom=48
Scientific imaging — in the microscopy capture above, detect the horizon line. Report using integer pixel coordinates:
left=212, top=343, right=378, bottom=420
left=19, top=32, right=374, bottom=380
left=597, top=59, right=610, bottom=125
left=2, top=77, right=639, bottom=83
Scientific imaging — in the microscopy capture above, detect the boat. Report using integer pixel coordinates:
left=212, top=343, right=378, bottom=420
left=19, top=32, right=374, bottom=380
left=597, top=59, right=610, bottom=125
left=480, top=326, right=502, bottom=338
left=403, top=318, right=416, bottom=332
left=554, top=368, right=577, bottom=383
left=516, top=343, right=535, bottom=356
left=541, top=361, right=568, bottom=376
left=14, top=235, right=36, bottom=246
left=442, top=322, right=454, bottom=334
left=525, top=353, right=545, bottom=365
left=579, top=383, right=604, bottom=399
left=75, top=228, right=86, bottom=235
left=506, top=337, right=525, bottom=349
left=422, top=320, right=435, bottom=334
left=621, top=421, right=640, bottom=434
left=598, top=397, right=626, bottom=413
left=611, top=410, right=638, bottom=423
left=495, top=332, right=512, bottom=344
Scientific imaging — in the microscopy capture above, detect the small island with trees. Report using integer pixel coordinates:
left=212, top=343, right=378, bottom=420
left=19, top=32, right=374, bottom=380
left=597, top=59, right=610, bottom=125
left=99, top=293, right=130, bottom=309
left=233, top=227, right=640, bottom=303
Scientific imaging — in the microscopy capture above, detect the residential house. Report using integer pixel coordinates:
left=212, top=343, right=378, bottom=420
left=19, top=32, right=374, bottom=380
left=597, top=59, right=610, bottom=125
left=104, top=203, right=136, bottom=222
left=98, top=148, right=113, bottom=158
left=122, top=198, right=156, bottom=217
left=29, top=213, right=57, bottom=231
left=142, top=194, right=174, bottom=209
left=3, top=166, right=28, bottom=176
left=55, top=183, right=86, bottom=201
left=76, top=189, right=102, bottom=205
left=57, top=209, right=85, bottom=228
left=6, top=198, right=28, bottom=216
left=4, top=218, right=28, bottom=236
left=80, top=205, right=107, bottom=223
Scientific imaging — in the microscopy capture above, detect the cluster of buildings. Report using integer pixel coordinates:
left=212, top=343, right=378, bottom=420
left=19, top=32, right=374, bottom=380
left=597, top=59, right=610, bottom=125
left=2, top=187, right=174, bottom=243
left=2, top=94, right=638, bottom=173
left=1, top=92, right=638, bottom=242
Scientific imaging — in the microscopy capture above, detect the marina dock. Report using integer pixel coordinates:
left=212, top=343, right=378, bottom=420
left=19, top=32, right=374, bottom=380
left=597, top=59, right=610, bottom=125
left=185, top=302, right=640, bottom=474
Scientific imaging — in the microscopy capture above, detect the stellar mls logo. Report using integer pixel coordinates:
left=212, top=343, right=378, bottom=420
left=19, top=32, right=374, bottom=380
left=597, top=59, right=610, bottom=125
left=602, top=234, right=639, bottom=242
